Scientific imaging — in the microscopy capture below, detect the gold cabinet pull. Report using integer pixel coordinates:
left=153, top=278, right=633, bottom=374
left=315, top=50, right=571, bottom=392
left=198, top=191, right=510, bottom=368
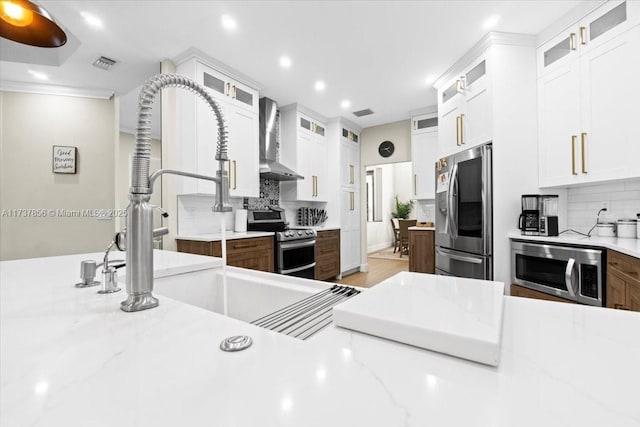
left=579, top=26, right=586, bottom=45
left=225, top=82, right=231, bottom=96
left=456, top=115, right=461, bottom=146
left=414, top=174, right=417, bottom=195
left=233, top=160, right=237, bottom=189
left=456, top=77, right=465, bottom=93
left=349, top=165, right=354, bottom=184
left=413, top=120, right=417, bottom=130
left=459, top=114, right=465, bottom=145
left=571, top=135, right=577, bottom=175
left=570, top=33, right=577, bottom=50
left=581, top=132, right=587, bottom=174
left=350, top=192, right=354, bottom=211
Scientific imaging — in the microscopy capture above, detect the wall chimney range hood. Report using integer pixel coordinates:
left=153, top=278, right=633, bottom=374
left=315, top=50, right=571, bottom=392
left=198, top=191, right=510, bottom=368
left=259, top=97, right=303, bottom=181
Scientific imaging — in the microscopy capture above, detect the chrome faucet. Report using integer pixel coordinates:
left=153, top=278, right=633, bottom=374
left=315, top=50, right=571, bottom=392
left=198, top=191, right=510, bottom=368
left=120, top=74, right=231, bottom=313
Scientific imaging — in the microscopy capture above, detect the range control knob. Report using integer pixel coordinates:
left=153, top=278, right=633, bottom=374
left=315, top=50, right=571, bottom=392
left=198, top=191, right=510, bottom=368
left=297, top=231, right=303, bottom=236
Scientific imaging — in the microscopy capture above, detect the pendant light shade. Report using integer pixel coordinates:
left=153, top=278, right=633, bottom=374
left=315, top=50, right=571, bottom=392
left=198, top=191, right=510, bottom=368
left=0, top=0, right=66, bottom=47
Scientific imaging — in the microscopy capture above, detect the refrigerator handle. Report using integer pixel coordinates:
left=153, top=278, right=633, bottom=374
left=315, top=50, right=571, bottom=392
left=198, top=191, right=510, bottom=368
left=436, top=248, right=482, bottom=264
left=448, top=163, right=458, bottom=239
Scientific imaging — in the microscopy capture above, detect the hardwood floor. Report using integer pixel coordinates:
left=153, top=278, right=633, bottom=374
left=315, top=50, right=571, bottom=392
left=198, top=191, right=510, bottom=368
left=333, top=256, right=408, bottom=288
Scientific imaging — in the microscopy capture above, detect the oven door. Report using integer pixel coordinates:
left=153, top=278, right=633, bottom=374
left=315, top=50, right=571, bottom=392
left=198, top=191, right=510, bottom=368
left=277, top=239, right=316, bottom=278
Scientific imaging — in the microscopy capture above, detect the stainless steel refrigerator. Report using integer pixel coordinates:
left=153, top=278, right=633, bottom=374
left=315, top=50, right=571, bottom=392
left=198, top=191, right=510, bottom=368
left=435, top=142, right=492, bottom=280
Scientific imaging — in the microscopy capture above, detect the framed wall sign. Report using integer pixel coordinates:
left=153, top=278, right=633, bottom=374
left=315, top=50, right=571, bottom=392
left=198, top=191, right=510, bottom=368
left=52, top=145, right=77, bottom=174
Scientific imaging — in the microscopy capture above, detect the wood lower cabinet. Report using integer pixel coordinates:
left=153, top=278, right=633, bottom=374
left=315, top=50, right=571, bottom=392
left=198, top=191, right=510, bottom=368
left=510, top=284, right=575, bottom=304
left=409, top=229, right=435, bottom=274
left=176, top=236, right=274, bottom=273
left=315, top=229, right=340, bottom=281
left=607, top=250, right=640, bottom=312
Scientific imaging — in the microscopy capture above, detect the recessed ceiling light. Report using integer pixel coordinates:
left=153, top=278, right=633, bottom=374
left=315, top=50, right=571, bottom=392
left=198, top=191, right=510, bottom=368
left=279, top=56, right=292, bottom=69
left=341, top=100, right=351, bottom=109
left=28, top=69, right=48, bottom=80
left=80, top=11, right=103, bottom=28
left=483, top=14, right=501, bottom=30
left=314, top=81, right=326, bottom=92
left=425, top=75, right=436, bottom=85
left=221, top=14, right=237, bottom=30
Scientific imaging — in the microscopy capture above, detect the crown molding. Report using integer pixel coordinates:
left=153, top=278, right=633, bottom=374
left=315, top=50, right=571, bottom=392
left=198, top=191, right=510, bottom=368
left=0, top=81, right=114, bottom=99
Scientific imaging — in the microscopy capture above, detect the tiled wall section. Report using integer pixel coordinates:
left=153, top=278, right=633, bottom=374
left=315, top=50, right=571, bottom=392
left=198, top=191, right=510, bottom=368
left=567, top=179, right=640, bottom=231
left=415, top=200, right=435, bottom=222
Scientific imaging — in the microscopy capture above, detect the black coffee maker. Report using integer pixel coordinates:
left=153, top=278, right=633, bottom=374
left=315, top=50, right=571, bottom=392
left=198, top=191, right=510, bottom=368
left=518, top=195, right=541, bottom=235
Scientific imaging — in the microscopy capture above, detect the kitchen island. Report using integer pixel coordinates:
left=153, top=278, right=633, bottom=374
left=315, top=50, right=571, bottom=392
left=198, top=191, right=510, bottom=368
left=2, top=251, right=640, bottom=427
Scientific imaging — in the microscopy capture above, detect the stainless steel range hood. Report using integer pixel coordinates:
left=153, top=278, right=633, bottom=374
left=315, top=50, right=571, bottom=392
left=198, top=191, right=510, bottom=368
left=259, top=97, right=303, bottom=181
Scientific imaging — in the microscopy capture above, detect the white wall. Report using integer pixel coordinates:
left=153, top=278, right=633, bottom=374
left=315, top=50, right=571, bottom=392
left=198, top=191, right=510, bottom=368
left=0, top=91, right=116, bottom=260
left=361, top=119, right=411, bottom=167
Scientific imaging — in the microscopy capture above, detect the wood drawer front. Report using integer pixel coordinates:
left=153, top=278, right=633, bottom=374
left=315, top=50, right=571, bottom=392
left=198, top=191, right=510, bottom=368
left=316, top=242, right=338, bottom=257
left=227, top=250, right=273, bottom=272
left=510, top=284, right=575, bottom=304
left=226, top=236, right=273, bottom=254
left=608, top=250, right=640, bottom=284
left=315, top=255, right=340, bottom=280
left=176, top=240, right=215, bottom=257
left=317, top=229, right=340, bottom=240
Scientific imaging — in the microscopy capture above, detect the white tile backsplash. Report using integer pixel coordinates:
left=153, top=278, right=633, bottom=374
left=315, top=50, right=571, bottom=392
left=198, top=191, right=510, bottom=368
left=567, top=179, right=640, bottom=232
left=177, top=194, right=241, bottom=235
left=415, top=200, right=435, bottom=222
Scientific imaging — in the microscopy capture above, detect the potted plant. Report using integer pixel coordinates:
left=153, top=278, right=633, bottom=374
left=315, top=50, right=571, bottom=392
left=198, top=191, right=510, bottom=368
left=392, top=195, right=414, bottom=219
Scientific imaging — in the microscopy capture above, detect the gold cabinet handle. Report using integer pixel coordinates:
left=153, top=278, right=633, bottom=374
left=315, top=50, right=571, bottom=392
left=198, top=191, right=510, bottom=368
left=350, top=165, right=354, bottom=184
left=225, top=82, right=231, bottom=96
left=459, top=114, right=465, bottom=145
left=571, top=135, right=577, bottom=175
left=414, top=174, right=417, bottom=196
left=456, top=77, right=465, bottom=93
left=581, top=132, right=587, bottom=174
left=413, top=120, right=417, bottom=130
left=233, top=160, right=237, bottom=189
left=579, top=26, right=586, bottom=45
left=350, top=192, right=355, bottom=211
left=456, top=115, right=461, bottom=146
left=570, top=33, right=577, bottom=50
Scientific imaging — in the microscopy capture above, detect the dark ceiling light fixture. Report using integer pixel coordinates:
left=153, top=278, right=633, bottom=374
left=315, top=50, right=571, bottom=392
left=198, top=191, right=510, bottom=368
left=0, top=0, right=67, bottom=47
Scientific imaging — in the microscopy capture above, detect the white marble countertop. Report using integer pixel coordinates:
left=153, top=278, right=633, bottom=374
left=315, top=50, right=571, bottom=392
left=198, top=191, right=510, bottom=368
left=176, top=230, right=274, bottom=242
left=508, top=231, right=640, bottom=258
left=409, top=226, right=436, bottom=231
left=2, top=251, right=640, bottom=426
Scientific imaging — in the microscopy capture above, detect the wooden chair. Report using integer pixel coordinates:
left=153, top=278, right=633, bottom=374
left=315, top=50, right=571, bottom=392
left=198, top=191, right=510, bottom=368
left=390, top=218, right=400, bottom=253
left=398, top=219, right=417, bottom=257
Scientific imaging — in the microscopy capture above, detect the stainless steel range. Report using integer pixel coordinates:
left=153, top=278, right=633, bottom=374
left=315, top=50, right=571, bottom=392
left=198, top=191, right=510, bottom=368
left=247, top=208, right=316, bottom=279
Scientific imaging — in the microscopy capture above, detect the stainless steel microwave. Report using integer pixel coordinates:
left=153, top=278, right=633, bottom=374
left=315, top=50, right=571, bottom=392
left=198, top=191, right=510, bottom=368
left=511, top=240, right=605, bottom=306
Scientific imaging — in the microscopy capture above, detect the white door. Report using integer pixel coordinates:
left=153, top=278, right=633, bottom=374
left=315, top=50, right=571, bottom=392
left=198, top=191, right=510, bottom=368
left=537, top=59, right=581, bottom=187
left=580, top=24, right=640, bottom=183
left=226, top=103, right=259, bottom=198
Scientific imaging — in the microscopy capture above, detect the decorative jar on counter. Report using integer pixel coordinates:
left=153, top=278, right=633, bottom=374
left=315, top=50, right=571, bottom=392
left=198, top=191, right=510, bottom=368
left=617, top=219, right=637, bottom=239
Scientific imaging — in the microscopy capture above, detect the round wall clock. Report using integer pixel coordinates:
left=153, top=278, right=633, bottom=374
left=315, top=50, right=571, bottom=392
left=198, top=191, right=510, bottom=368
left=378, top=140, right=395, bottom=158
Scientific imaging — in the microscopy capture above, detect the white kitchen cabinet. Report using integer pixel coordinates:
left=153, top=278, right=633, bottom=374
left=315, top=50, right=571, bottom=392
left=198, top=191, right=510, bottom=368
left=437, top=57, right=491, bottom=157
left=411, top=113, right=438, bottom=200
left=280, top=106, right=328, bottom=202
left=537, top=1, right=640, bottom=187
left=340, top=188, right=361, bottom=273
left=340, top=128, right=360, bottom=189
left=176, top=57, right=259, bottom=197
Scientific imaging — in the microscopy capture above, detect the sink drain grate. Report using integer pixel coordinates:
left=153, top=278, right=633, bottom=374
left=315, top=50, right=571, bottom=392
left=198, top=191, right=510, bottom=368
left=251, top=285, right=360, bottom=340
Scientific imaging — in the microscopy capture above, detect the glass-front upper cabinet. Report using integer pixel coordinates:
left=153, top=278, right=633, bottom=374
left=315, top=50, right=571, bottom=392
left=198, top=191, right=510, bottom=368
left=198, top=62, right=257, bottom=112
left=538, top=1, right=637, bottom=74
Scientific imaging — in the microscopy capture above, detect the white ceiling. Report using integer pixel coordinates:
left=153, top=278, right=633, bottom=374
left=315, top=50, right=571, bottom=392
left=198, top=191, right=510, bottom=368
left=0, top=0, right=584, bottom=132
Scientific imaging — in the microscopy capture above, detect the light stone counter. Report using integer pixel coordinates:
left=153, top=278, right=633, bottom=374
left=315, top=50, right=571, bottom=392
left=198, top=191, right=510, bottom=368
left=508, top=231, right=640, bottom=258
left=2, top=251, right=640, bottom=426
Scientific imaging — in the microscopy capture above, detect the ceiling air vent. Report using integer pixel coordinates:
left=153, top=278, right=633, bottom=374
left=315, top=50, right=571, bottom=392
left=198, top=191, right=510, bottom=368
left=92, top=56, right=117, bottom=71
left=352, top=108, right=374, bottom=117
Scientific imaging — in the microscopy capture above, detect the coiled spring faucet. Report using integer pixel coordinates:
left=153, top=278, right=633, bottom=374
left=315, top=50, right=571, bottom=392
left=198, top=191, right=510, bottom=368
left=120, top=74, right=231, bottom=312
